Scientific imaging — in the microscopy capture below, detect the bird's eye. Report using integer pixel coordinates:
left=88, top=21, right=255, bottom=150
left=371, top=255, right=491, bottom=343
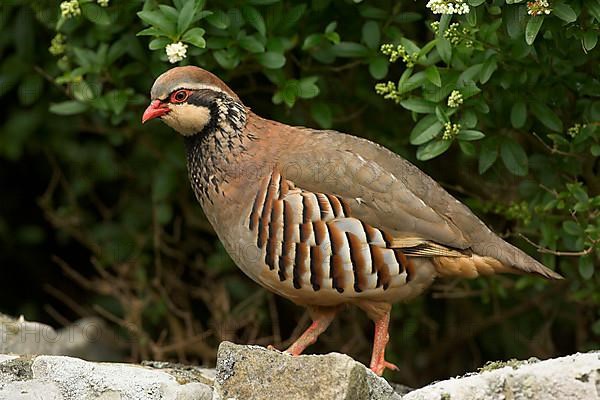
left=171, top=90, right=190, bottom=103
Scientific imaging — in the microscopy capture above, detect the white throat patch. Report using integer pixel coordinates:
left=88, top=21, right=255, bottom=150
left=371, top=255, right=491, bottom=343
left=162, top=103, right=211, bottom=136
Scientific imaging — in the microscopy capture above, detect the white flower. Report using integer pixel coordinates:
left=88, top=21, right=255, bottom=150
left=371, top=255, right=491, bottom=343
left=165, top=42, right=188, bottom=64
left=49, top=34, right=66, bottom=56
left=60, top=0, right=81, bottom=18
left=97, top=0, right=109, bottom=7
left=447, top=90, right=463, bottom=108
left=426, top=0, right=470, bottom=15
left=442, top=122, right=461, bottom=140
left=567, top=123, right=586, bottom=138
left=527, top=0, right=552, bottom=16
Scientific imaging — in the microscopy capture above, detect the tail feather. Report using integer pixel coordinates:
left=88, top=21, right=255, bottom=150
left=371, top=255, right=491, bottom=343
left=471, top=238, right=563, bottom=280
left=433, top=255, right=521, bottom=278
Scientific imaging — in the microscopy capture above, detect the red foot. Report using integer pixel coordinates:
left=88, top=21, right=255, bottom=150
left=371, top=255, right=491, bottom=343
left=370, top=359, right=399, bottom=376
left=267, top=344, right=301, bottom=356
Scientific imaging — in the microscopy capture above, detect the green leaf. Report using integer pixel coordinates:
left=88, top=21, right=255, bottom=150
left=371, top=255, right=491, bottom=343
left=82, top=3, right=111, bottom=26
left=425, top=65, right=441, bottom=87
left=149, top=37, right=170, bottom=50
left=182, top=28, right=206, bottom=48
left=325, top=21, right=337, bottom=33
left=136, top=27, right=163, bottom=37
left=239, top=35, right=265, bottom=53
left=459, top=141, right=477, bottom=156
left=591, top=144, right=600, bottom=157
left=500, top=139, right=528, bottom=176
left=563, top=220, right=581, bottom=235
left=206, top=10, right=230, bottom=29
left=591, top=0, right=600, bottom=21
left=303, top=34, right=324, bottom=50
left=531, top=102, right=563, bottom=132
left=511, top=101, right=527, bottom=128
left=298, top=77, right=319, bottom=99
left=137, top=10, right=176, bottom=37
left=458, top=130, right=485, bottom=141
left=460, top=110, right=478, bottom=128
left=436, top=38, right=452, bottom=64
left=325, top=32, right=341, bottom=45
left=213, top=49, right=240, bottom=69
left=416, top=139, right=451, bottom=161
left=158, top=5, right=179, bottom=22
left=397, top=71, right=427, bottom=95
left=435, top=106, right=450, bottom=124
left=72, top=47, right=97, bottom=68
left=578, top=256, right=595, bottom=280
left=505, top=5, right=525, bottom=39
left=362, top=21, right=380, bottom=49
left=242, top=5, right=266, bottom=36
left=583, top=31, right=598, bottom=51
left=418, top=39, right=437, bottom=58
left=525, top=17, right=544, bottom=45
left=49, top=101, right=88, bottom=115
left=331, top=42, right=369, bottom=58
left=567, top=183, right=589, bottom=203
left=480, top=56, right=497, bottom=84
left=410, top=116, right=442, bottom=145
left=177, top=0, right=196, bottom=33
left=400, top=98, right=436, bottom=113
left=458, top=64, right=483, bottom=85
left=256, top=52, right=285, bottom=69
left=393, top=12, right=422, bottom=24
left=368, top=57, right=388, bottom=79
left=552, top=3, right=577, bottom=23
left=479, top=138, right=498, bottom=174
left=72, top=81, right=95, bottom=102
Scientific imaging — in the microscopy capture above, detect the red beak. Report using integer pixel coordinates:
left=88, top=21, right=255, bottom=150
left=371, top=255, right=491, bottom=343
left=142, top=100, right=170, bottom=124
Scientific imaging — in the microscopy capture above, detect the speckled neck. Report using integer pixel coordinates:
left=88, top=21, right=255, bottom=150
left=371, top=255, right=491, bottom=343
left=184, top=95, right=252, bottom=204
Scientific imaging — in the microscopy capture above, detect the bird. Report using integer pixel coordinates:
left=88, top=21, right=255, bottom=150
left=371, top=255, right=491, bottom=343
left=142, top=66, right=563, bottom=376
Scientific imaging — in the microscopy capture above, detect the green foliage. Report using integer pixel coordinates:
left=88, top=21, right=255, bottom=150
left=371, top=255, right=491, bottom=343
left=0, top=0, right=598, bottom=386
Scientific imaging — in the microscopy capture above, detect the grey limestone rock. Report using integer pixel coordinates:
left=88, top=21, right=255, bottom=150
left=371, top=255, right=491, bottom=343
left=212, top=341, right=401, bottom=400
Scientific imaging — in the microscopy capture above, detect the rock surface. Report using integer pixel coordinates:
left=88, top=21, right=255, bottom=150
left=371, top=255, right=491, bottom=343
left=1, top=324, right=599, bottom=400
left=213, top=341, right=400, bottom=400
left=0, top=354, right=214, bottom=400
left=403, top=352, right=600, bottom=400
left=0, top=314, right=121, bottom=361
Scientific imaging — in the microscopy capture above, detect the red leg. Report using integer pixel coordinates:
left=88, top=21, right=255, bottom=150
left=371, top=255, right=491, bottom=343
left=369, top=309, right=399, bottom=376
left=284, top=308, right=336, bottom=356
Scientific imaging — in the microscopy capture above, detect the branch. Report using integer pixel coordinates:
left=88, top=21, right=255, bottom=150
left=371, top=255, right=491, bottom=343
left=531, top=131, right=579, bottom=158
left=518, top=233, right=596, bottom=256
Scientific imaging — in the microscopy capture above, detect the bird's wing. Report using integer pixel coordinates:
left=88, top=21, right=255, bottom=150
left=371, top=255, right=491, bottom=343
left=278, top=127, right=562, bottom=280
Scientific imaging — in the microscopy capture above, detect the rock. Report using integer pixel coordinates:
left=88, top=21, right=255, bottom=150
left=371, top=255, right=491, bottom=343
left=0, top=354, right=214, bottom=400
left=212, top=341, right=400, bottom=400
left=1, top=314, right=598, bottom=400
left=0, top=314, right=121, bottom=361
left=402, top=352, right=600, bottom=400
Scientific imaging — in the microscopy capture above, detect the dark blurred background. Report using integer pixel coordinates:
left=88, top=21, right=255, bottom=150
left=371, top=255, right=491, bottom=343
left=0, top=0, right=598, bottom=387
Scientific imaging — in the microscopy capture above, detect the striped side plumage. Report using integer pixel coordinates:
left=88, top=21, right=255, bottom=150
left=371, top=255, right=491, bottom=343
left=248, top=170, right=414, bottom=295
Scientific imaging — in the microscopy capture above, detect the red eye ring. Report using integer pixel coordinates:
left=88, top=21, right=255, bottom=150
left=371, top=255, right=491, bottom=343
left=170, top=89, right=190, bottom=103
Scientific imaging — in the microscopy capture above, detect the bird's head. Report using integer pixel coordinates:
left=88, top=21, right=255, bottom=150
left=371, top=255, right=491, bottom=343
left=142, top=66, right=242, bottom=136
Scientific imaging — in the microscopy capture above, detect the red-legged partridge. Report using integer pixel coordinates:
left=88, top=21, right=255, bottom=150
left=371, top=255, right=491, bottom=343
left=143, top=66, right=562, bottom=376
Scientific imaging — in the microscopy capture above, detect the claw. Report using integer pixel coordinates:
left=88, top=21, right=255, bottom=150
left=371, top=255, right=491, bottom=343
left=371, top=360, right=399, bottom=376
